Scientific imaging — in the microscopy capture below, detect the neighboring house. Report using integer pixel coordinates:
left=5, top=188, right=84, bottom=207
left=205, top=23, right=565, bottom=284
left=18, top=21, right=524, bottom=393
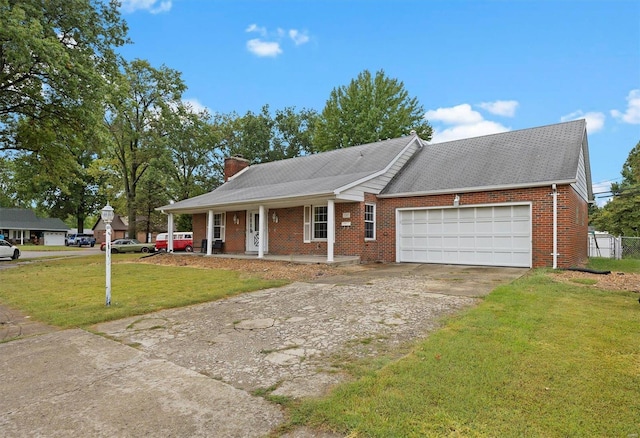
left=92, top=214, right=129, bottom=243
left=92, top=214, right=163, bottom=243
left=0, top=208, right=69, bottom=245
left=157, top=120, right=592, bottom=269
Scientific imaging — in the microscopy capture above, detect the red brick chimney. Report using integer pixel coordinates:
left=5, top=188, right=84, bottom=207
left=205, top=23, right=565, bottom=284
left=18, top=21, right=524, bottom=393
left=224, top=156, right=250, bottom=181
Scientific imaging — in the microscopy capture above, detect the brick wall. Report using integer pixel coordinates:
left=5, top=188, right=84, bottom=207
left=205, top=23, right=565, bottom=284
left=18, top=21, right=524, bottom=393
left=375, top=185, right=588, bottom=268
left=190, top=184, right=588, bottom=268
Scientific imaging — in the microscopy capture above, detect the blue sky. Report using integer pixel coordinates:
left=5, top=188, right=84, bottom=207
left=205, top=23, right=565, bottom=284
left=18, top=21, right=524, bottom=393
left=118, top=0, right=640, bottom=203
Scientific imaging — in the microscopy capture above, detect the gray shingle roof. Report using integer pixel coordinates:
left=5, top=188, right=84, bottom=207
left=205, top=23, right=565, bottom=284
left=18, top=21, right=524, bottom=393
left=0, top=208, right=69, bottom=231
left=381, top=120, right=588, bottom=196
left=162, top=136, right=417, bottom=211
left=159, top=120, right=590, bottom=213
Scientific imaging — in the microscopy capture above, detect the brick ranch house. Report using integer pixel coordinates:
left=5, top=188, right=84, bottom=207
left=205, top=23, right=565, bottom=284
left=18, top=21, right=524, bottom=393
left=158, top=119, right=592, bottom=269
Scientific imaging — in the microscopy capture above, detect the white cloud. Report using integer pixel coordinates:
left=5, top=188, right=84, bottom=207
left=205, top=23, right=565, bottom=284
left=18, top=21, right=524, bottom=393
left=560, top=110, right=605, bottom=133
left=424, top=104, right=483, bottom=125
left=246, top=24, right=267, bottom=36
left=245, top=24, right=311, bottom=57
left=431, top=121, right=510, bottom=143
left=120, top=0, right=171, bottom=14
left=424, top=103, right=511, bottom=143
left=182, top=98, right=209, bottom=114
left=246, top=39, right=282, bottom=57
left=477, top=100, right=519, bottom=117
left=424, top=104, right=511, bottom=143
left=289, top=29, right=310, bottom=46
left=611, top=89, right=640, bottom=124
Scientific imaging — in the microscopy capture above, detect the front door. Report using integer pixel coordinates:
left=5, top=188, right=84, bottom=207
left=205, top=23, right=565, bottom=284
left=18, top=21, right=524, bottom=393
left=246, top=211, right=267, bottom=253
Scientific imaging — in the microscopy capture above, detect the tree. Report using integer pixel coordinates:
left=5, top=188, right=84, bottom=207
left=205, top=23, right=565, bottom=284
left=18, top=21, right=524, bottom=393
left=136, top=167, right=170, bottom=241
left=104, top=59, right=186, bottom=239
left=6, top=115, right=107, bottom=231
left=592, top=140, right=640, bottom=236
left=0, top=0, right=128, bottom=151
left=313, top=69, right=432, bottom=151
left=215, top=105, right=317, bottom=164
left=161, top=103, right=221, bottom=200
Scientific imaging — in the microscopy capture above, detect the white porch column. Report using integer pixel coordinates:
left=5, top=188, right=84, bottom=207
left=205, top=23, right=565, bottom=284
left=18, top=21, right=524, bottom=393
left=258, top=205, right=265, bottom=259
left=327, top=199, right=335, bottom=263
left=20, top=230, right=24, bottom=245
left=167, top=213, right=174, bottom=252
left=207, top=210, right=214, bottom=255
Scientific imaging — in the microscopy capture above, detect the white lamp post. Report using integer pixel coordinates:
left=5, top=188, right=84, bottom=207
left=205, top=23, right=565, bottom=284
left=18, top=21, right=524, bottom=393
left=101, top=203, right=115, bottom=307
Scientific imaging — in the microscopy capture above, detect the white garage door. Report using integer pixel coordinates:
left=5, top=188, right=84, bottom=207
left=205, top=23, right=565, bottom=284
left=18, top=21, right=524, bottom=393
left=43, top=232, right=66, bottom=246
left=397, top=205, right=531, bottom=267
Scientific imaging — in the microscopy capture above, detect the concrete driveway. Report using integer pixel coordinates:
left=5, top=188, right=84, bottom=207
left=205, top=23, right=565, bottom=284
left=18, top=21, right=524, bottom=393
left=0, top=263, right=526, bottom=437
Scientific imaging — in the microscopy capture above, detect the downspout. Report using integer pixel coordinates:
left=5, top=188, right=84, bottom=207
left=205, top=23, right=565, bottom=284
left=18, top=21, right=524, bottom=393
left=552, top=184, right=558, bottom=269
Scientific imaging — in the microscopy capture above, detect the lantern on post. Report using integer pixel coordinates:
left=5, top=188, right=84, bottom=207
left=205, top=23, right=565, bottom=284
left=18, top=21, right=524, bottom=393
left=101, top=204, right=115, bottom=306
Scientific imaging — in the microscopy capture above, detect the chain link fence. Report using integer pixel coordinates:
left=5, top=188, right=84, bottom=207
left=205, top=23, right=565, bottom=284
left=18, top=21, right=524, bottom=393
left=588, top=234, right=640, bottom=259
left=621, top=236, right=640, bottom=259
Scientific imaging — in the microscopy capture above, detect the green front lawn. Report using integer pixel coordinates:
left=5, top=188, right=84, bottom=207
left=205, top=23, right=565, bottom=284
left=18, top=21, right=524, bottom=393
left=19, top=245, right=81, bottom=252
left=0, top=254, right=286, bottom=327
left=290, top=261, right=640, bottom=437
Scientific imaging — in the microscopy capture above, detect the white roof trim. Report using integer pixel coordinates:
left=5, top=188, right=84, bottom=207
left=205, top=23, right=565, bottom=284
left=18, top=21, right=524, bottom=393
left=378, top=179, right=578, bottom=198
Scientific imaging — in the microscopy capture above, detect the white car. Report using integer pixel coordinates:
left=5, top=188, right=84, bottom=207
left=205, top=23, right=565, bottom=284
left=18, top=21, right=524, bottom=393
left=0, top=239, right=20, bottom=260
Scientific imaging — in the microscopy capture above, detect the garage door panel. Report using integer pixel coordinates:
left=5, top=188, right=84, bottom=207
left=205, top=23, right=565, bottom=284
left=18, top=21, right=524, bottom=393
left=459, top=221, right=476, bottom=233
left=512, top=220, right=530, bottom=233
left=443, top=209, right=458, bottom=220
left=398, top=206, right=531, bottom=267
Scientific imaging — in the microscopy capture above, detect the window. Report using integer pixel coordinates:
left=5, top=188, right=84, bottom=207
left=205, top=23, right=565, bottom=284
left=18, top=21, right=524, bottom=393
left=304, top=205, right=329, bottom=242
left=365, top=203, right=376, bottom=240
left=314, top=206, right=328, bottom=239
left=213, top=213, right=226, bottom=241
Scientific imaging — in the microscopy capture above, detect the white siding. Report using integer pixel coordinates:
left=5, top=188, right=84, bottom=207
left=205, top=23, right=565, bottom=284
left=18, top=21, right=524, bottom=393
left=342, top=141, right=421, bottom=199
left=572, top=143, right=589, bottom=201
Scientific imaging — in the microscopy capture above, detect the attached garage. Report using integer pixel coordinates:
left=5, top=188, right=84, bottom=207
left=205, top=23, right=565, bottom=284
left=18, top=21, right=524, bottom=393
left=396, top=204, right=531, bottom=267
left=43, top=232, right=66, bottom=246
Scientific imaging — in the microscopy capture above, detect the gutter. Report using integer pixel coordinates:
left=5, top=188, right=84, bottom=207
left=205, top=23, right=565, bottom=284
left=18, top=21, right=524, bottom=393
left=378, top=179, right=577, bottom=198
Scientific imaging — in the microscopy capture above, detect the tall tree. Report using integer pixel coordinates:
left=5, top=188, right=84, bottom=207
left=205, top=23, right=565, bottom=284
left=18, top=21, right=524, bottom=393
left=161, top=103, right=221, bottom=201
left=0, top=0, right=128, bottom=151
left=216, top=105, right=317, bottom=164
left=8, top=117, right=107, bottom=231
left=313, top=69, right=432, bottom=151
left=104, top=59, right=186, bottom=238
left=136, top=167, right=169, bottom=241
left=592, top=140, right=640, bottom=236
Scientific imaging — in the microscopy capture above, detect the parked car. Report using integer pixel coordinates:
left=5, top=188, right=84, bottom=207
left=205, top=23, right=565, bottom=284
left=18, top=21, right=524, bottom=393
left=65, top=233, right=96, bottom=247
left=155, top=232, right=193, bottom=252
left=0, top=239, right=20, bottom=260
left=102, top=239, right=156, bottom=254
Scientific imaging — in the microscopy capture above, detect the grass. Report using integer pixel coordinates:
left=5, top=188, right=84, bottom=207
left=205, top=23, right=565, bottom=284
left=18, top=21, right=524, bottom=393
left=289, top=264, right=640, bottom=437
left=19, top=245, right=82, bottom=252
left=0, top=254, right=286, bottom=327
left=588, top=257, right=640, bottom=273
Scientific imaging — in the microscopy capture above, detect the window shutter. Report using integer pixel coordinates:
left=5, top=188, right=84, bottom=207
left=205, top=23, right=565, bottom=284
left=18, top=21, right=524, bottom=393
left=220, top=212, right=226, bottom=241
left=303, top=205, right=311, bottom=243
